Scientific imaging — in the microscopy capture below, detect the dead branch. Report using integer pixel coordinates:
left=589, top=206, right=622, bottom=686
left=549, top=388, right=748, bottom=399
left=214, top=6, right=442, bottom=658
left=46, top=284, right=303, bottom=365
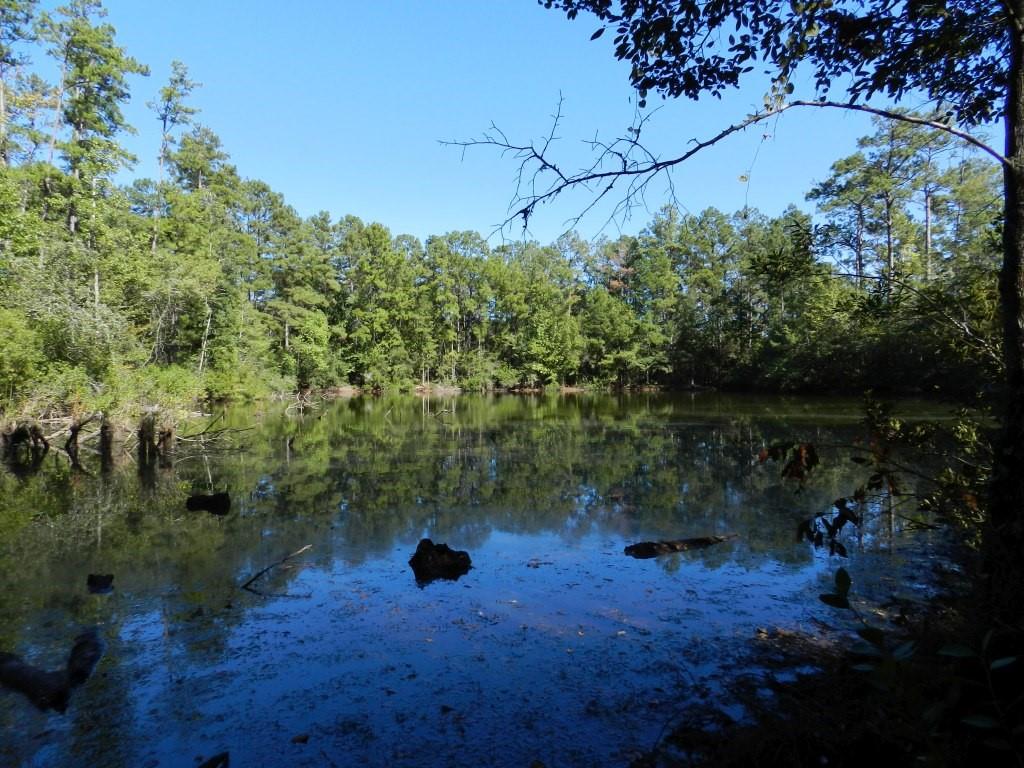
left=177, top=412, right=224, bottom=439
left=240, top=544, right=313, bottom=596
left=175, top=426, right=254, bottom=443
left=445, top=99, right=1003, bottom=234
left=285, top=390, right=320, bottom=415
left=177, top=413, right=255, bottom=443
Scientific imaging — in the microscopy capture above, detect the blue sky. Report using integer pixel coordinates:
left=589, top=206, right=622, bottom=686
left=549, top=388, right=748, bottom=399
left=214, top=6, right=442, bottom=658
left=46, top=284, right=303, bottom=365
left=92, top=0, right=895, bottom=244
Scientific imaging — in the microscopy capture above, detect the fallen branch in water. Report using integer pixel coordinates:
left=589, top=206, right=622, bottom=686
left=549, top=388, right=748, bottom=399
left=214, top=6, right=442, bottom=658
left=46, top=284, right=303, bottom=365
left=240, top=544, right=313, bottom=596
left=624, top=534, right=738, bottom=559
left=177, top=412, right=224, bottom=439
left=175, top=426, right=254, bottom=443
left=178, top=413, right=255, bottom=442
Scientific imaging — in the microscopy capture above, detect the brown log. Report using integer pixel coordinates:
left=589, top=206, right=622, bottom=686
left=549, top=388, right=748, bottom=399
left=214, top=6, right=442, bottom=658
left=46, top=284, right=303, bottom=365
left=624, top=534, right=738, bottom=559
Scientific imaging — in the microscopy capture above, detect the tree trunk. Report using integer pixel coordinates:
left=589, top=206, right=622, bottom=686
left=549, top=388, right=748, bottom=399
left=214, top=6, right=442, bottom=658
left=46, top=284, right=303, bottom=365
left=0, top=70, right=8, bottom=167
left=924, top=188, right=932, bottom=281
left=47, top=55, right=66, bottom=166
left=856, top=206, right=865, bottom=288
left=884, top=193, right=894, bottom=298
left=198, top=304, right=212, bottom=373
left=988, top=4, right=1024, bottom=623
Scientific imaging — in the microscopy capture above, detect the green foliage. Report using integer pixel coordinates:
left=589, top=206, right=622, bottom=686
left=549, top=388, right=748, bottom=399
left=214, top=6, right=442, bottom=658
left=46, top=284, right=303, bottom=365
left=0, top=0, right=1006, bottom=420
left=0, top=306, right=43, bottom=403
left=543, top=0, right=1004, bottom=126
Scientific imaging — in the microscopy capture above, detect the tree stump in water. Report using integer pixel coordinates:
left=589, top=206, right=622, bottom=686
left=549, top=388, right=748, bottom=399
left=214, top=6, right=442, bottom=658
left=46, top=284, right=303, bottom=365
left=408, top=539, right=472, bottom=585
left=98, top=418, right=114, bottom=472
left=1, top=422, right=49, bottom=474
left=138, top=411, right=158, bottom=469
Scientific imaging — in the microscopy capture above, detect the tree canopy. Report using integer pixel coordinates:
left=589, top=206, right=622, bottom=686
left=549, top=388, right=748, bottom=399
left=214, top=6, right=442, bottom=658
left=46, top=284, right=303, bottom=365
left=544, top=0, right=1008, bottom=126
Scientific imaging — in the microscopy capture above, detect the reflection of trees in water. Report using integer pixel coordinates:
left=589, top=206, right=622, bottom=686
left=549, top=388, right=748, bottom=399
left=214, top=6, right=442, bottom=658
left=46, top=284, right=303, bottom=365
left=0, top=393, right=936, bottom=764
left=0, top=394, right=927, bottom=645
left=0, top=394, right=915, bottom=614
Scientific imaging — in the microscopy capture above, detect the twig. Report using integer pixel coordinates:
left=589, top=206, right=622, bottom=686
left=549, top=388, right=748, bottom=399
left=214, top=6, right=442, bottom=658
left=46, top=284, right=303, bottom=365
left=176, top=426, right=255, bottom=442
left=177, top=412, right=224, bottom=439
left=241, top=544, right=313, bottom=594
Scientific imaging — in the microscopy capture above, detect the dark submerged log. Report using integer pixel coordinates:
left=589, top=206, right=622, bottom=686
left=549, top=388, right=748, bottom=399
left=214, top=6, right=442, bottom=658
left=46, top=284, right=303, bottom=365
left=0, top=628, right=103, bottom=713
left=409, top=539, right=472, bottom=585
left=624, top=534, right=738, bottom=559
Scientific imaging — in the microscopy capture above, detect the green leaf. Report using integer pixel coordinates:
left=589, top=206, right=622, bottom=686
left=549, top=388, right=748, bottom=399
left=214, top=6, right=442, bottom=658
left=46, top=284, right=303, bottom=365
left=834, top=567, right=851, bottom=597
left=590, top=27, right=605, bottom=40
left=990, top=656, right=1017, bottom=670
left=961, top=714, right=999, bottom=729
left=819, top=593, right=850, bottom=609
left=939, top=644, right=976, bottom=658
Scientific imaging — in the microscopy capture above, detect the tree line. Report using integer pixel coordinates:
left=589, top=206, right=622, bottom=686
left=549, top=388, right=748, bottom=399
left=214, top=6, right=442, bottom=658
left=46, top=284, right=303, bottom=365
left=0, top=0, right=1003, bottom=418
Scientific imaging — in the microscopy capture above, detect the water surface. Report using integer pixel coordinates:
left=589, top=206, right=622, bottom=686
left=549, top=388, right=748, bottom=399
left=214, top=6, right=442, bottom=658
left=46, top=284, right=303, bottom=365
left=0, top=393, right=948, bottom=767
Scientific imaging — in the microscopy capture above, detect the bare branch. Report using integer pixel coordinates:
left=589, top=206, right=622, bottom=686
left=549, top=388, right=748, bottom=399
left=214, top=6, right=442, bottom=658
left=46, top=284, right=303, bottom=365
left=788, top=101, right=1006, bottom=167
left=444, top=98, right=1004, bottom=235
left=241, top=544, right=313, bottom=596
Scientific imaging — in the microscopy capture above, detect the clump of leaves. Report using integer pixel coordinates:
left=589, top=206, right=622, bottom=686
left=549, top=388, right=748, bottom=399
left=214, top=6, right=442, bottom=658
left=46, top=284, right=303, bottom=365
left=757, top=441, right=819, bottom=488
left=797, top=497, right=863, bottom=557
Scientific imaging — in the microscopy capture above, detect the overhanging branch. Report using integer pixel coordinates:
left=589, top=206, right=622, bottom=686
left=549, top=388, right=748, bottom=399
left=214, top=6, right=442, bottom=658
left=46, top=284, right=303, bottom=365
left=445, top=98, right=1005, bottom=233
left=788, top=101, right=1006, bottom=168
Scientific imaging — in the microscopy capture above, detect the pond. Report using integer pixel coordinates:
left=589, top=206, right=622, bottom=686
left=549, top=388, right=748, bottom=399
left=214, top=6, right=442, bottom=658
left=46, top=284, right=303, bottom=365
left=0, top=393, right=951, bottom=767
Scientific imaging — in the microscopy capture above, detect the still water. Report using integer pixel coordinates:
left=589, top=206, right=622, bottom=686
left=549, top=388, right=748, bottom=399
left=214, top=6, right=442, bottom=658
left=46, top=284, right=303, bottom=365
left=0, top=393, right=948, bottom=767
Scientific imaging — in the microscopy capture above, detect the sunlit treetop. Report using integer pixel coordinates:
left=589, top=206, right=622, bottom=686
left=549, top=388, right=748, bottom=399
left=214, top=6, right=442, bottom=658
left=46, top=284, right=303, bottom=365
left=542, top=0, right=1010, bottom=126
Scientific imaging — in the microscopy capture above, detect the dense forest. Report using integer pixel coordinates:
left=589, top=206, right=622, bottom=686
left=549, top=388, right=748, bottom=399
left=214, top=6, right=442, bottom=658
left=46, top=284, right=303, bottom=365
left=0, top=0, right=1004, bottom=420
